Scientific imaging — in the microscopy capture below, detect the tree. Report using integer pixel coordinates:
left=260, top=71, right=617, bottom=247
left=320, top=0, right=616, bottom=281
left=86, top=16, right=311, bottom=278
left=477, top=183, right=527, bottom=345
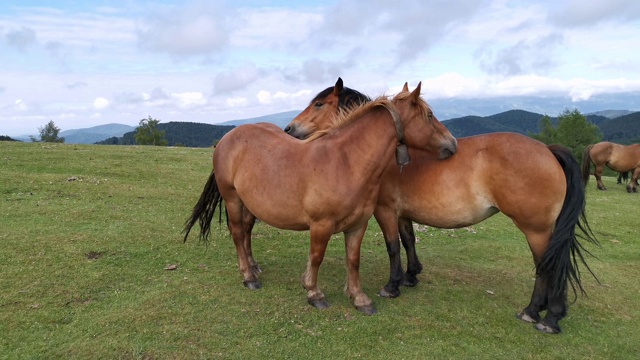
left=532, top=109, right=602, bottom=163
left=38, top=120, right=65, bottom=143
left=532, top=115, right=557, bottom=144
left=134, top=116, right=167, bottom=146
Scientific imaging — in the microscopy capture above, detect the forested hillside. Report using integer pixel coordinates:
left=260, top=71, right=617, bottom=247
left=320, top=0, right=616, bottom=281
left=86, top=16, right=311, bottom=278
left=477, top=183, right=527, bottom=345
left=444, top=109, right=625, bottom=140
left=94, top=110, right=640, bottom=147
left=97, top=122, right=234, bottom=147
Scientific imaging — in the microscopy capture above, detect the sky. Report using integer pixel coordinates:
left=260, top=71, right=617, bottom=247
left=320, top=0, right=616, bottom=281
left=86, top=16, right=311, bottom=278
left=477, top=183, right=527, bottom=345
left=1, top=0, right=640, bottom=136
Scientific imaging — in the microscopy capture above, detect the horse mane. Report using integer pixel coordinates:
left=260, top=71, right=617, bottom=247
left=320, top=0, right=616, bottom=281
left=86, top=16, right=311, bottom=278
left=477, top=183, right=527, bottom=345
left=303, top=97, right=391, bottom=142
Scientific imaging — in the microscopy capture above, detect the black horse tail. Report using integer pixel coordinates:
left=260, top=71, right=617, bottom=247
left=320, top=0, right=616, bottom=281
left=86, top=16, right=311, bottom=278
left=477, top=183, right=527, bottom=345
left=581, top=144, right=594, bottom=186
left=182, top=170, right=226, bottom=244
left=538, top=145, right=600, bottom=301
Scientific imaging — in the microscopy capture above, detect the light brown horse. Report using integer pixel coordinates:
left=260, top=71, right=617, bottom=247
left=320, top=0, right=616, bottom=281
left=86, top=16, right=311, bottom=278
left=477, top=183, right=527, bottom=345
left=285, top=79, right=599, bottom=334
left=183, top=92, right=457, bottom=315
left=582, top=141, right=640, bottom=192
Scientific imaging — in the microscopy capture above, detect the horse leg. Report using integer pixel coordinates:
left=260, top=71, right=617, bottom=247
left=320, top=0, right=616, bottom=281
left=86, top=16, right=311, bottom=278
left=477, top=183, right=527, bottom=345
left=228, top=202, right=261, bottom=289
left=241, top=208, right=262, bottom=275
left=627, top=168, right=640, bottom=193
left=516, top=274, right=547, bottom=324
left=374, top=208, right=404, bottom=298
left=594, top=164, right=607, bottom=190
left=301, top=223, right=332, bottom=309
left=514, top=229, right=551, bottom=326
left=343, top=225, right=376, bottom=315
left=536, top=290, right=567, bottom=334
left=399, top=218, right=423, bottom=286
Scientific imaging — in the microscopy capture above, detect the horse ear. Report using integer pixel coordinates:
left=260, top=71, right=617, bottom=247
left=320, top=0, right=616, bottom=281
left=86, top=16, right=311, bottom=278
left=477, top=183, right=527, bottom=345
left=333, top=77, right=344, bottom=95
left=410, top=82, right=422, bottom=102
left=402, top=82, right=409, bottom=92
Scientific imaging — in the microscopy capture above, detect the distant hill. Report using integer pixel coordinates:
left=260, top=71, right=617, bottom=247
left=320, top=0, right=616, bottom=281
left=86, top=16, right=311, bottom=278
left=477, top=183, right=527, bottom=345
left=217, top=110, right=300, bottom=129
left=442, top=109, right=617, bottom=138
left=60, top=123, right=136, bottom=144
left=97, top=122, right=235, bottom=148
left=588, top=110, right=634, bottom=118
left=598, top=112, right=640, bottom=144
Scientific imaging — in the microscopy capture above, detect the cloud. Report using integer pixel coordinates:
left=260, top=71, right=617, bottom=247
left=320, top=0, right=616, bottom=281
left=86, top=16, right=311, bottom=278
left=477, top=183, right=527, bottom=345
left=5, top=26, right=37, bottom=51
left=214, top=65, right=261, bottom=94
left=318, top=0, right=487, bottom=63
left=550, top=0, right=640, bottom=27
left=476, top=32, right=564, bottom=76
left=93, top=97, right=110, bottom=110
left=137, top=0, right=230, bottom=56
left=256, top=89, right=312, bottom=105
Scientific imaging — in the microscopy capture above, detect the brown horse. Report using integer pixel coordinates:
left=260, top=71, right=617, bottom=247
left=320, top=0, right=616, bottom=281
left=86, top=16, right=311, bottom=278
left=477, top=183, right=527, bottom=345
left=285, top=79, right=599, bottom=334
left=582, top=141, right=640, bottom=192
left=183, top=92, right=457, bottom=315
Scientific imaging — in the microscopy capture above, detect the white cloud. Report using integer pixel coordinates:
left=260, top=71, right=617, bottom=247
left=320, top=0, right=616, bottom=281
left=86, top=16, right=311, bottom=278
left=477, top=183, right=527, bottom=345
left=226, top=97, right=248, bottom=107
left=93, top=97, right=110, bottom=109
left=172, top=92, right=206, bottom=108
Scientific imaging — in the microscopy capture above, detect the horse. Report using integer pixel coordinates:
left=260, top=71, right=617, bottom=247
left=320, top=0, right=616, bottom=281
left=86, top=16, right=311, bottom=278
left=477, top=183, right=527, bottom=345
left=582, top=141, right=640, bottom=192
left=183, top=89, right=457, bottom=315
left=284, top=79, right=599, bottom=334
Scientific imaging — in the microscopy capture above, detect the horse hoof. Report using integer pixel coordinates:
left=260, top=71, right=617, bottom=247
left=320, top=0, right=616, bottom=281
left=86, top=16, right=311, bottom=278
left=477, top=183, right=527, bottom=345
left=515, top=311, right=538, bottom=324
left=356, top=304, right=377, bottom=315
left=378, top=287, right=400, bottom=298
left=243, top=280, right=262, bottom=290
left=535, top=322, right=561, bottom=334
left=308, top=298, right=330, bottom=309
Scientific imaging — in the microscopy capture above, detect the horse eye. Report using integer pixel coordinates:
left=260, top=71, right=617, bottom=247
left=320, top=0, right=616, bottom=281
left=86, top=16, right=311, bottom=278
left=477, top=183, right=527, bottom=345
left=314, top=101, right=323, bottom=108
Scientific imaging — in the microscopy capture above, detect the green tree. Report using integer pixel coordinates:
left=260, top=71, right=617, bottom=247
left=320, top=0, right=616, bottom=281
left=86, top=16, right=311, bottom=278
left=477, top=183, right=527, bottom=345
left=532, top=115, right=557, bottom=144
left=135, top=116, right=167, bottom=146
left=37, top=120, right=65, bottom=143
left=532, top=109, right=602, bottom=162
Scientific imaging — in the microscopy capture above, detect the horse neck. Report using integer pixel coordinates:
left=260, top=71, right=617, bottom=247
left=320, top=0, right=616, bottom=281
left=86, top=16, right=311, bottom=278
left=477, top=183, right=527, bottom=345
left=322, top=107, right=398, bottom=178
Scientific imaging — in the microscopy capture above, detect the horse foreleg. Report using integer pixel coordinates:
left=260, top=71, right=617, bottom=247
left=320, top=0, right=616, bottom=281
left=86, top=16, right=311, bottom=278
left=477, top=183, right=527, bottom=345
left=343, top=224, right=376, bottom=315
left=374, top=208, right=404, bottom=298
left=228, top=202, right=261, bottom=289
left=399, top=217, right=423, bottom=286
left=627, top=168, right=640, bottom=193
left=302, top=224, right=332, bottom=309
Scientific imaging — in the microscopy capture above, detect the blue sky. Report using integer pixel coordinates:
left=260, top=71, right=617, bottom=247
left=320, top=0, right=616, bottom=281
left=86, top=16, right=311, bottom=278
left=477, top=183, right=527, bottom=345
left=1, top=0, right=640, bottom=136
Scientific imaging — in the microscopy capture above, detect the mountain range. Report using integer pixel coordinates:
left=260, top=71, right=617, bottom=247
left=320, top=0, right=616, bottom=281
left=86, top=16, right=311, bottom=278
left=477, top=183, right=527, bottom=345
left=5, top=93, right=640, bottom=145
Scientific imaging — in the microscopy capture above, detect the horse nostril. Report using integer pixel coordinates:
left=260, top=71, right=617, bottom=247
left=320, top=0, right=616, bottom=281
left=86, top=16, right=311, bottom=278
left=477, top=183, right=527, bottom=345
left=284, top=125, right=291, bottom=133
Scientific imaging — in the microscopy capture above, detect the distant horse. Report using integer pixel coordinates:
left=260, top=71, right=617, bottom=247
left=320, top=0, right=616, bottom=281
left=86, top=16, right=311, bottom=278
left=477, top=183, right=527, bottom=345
left=183, top=90, right=457, bottom=315
left=582, top=141, right=640, bottom=192
left=284, top=79, right=599, bottom=334
left=617, top=171, right=629, bottom=184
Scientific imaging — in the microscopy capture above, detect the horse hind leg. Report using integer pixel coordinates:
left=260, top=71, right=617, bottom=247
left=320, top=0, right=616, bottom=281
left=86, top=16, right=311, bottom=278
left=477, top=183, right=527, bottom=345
left=241, top=208, right=262, bottom=275
left=228, top=202, right=261, bottom=289
left=594, top=165, right=607, bottom=190
left=399, top=218, right=423, bottom=287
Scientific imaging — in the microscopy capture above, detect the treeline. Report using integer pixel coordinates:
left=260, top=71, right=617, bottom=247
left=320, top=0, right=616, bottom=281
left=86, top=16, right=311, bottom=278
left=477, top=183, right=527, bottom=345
left=97, top=122, right=235, bottom=147
left=0, top=135, right=20, bottom=142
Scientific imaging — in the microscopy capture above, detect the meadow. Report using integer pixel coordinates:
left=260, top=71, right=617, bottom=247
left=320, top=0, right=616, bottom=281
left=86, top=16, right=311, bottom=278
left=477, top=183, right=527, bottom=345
left=1, top=141, right=638, bottom=359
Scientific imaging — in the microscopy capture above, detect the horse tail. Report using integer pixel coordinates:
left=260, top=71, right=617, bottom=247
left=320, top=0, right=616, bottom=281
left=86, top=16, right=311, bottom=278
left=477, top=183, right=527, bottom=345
left=538, top=145, right=600, bottom=301
left=581, top=144, right=594, bottom=186
left=182, top=170, right=226, bottom=244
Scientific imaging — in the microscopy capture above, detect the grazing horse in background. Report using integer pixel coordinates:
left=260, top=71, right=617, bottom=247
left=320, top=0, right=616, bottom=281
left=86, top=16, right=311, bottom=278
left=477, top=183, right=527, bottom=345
left=582, top=141, right=640, bottom=192
left=183, top=89, right=457, bottom=315
left=285, top=79, right=599, bottom=334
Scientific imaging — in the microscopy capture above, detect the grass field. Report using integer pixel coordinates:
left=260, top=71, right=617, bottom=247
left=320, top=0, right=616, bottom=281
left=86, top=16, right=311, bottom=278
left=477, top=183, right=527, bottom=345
left=1, top=141, right=639, bottom=359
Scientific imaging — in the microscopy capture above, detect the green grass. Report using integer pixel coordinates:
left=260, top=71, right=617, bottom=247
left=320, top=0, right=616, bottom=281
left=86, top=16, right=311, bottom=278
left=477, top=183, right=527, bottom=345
left=1, top=142, right=639, bottom=359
